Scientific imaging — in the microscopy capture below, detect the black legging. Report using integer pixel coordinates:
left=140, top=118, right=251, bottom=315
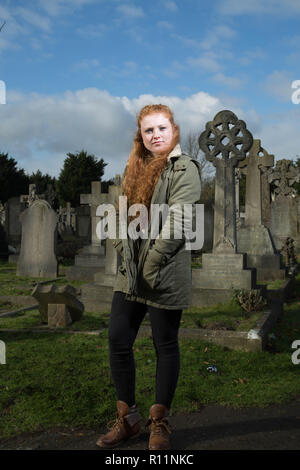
left=108, top=291, right=182, bottom=409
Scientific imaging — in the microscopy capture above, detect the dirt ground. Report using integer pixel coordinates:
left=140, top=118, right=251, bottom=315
left=1, top=399, right=300, bottom=451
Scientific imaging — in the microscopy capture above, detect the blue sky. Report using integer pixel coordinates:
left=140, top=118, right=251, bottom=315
left=0, top=0, right=299, bottom=180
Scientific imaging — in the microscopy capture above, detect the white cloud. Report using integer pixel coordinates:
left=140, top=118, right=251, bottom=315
left=0, top=89, right=222, bottom=178
left=164, top=1, right=178, bottom=12
left=255, top=108, right=300, bottom=160
left=213, top=72, right=244, bottom=89
left=116, top=4, right=144, bottom=19
left=38, top=0, right=98, bottom=16
left=0, top=88, right=298, bottom=181
left=156, top=21, right=173, bottom=30
left=262, top=70, right=295, bottom=102
left=15, top=7, right=52, bottom=33
left=186, top=53, right=221, bottom=73
left=218, top=0, right=300, bottom=15
left=200, top=25, right=236, bottom=50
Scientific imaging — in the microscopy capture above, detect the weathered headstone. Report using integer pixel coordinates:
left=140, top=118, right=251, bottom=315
left=81, top=179, right=122, bottom=312
left=269, top=160, right=300, bottom=253
left=66, top=181, right=108, bottom=280
left=75, top=204, right=91, bottom=242
left=32, top=284, right=84, bottom=327
left=5, top=197, right=22, bottom=254
left=237, top=139, right=285, bottom=281
left=193, top=110, right=257, bottom=294
left=17, top=199, right=58, bottom=278
left=0, top=201, right=8, bottom=257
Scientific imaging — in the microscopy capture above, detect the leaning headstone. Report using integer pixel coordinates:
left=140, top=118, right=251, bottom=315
left=66, top=181, right=107, bottom=281
left=237, top=139, right=285, bottom=281
left=269, top=160, right=300, bottom=253
left=192, top=110, right=257, bottom=298
left=17, top=199, right=58, bottom=278
left=32, top=284, right=84, bottom=327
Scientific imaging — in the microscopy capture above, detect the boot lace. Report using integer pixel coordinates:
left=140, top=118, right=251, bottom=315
left=147, top=417, right=171, bottom=435
left=107, top=415, right=124, bottom=431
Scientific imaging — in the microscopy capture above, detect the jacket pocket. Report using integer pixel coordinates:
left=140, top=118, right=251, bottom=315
left=154, top=256, right=175, bottom=293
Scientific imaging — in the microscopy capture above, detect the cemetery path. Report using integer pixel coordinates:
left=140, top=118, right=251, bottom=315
left=1, top=399, right=300, bottom=450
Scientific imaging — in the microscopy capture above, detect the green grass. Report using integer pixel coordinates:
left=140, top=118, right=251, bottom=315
left=0, top=262, right=85, bottom=297
left=0, top=325, right=299, bottom=439
left=182, top=299, right=261, bottom=331
left=0, top=261, right=299, bottom=439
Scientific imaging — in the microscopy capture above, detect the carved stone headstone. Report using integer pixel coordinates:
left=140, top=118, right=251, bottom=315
left=269, top=160, right=300, bottom=252
left=237, top=140, right=285, bottom=281
left=66, top=181, right=107, bottom=281
left=193, top=110, right=257, bottom=291
left=81, top=178, right=123, bottom=312
left=17, top=199, right=58, bottom=278
left=0, top=201, right=8, bottom=257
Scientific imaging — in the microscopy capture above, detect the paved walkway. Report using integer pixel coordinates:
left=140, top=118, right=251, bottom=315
left=1, top=400, right=300, bottom=450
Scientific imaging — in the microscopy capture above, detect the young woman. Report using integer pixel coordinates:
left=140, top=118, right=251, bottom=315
left=96, top=104, right=201, bottom=450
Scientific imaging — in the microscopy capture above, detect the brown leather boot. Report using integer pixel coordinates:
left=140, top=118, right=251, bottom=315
left=146, top=404, right=171, bottom=450
left=96, top=401, right=141, bottom=448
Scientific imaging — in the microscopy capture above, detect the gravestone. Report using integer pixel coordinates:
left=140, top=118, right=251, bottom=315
left=269, top=160, right=300, bottom=253
left=66, top=181, right=107, bottom=281
left=192, top=110, right=257, bottom=297
left=32, top=284, right=84, bottom=327
left=58, top=202, right=76, bottom=241
left=75, top=204, right=91, bottom=243
left=17, top=199, right=58, bottom=278
left=236, top=140, right=285, bottom=281
left=0, top=201, right=8, bottom=258
left=20, top=183, right=40, bottom=208
left=81, top=178, right=122, bottom=312
left=5, top=197, right=22, bottom=258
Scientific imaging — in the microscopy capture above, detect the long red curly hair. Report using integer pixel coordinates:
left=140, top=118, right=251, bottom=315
left=122, top=104, right=180, bottom=210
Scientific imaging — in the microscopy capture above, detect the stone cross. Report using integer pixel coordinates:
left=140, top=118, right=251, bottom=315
left=80, top=181, right=108, bottom=247
left=20, top=184, right=40, bottom=208
left=238, top=139, right=274, bottom=226
left=268, top=160, right=300, bottom=200
left=198, top=110, right=253, bottom=253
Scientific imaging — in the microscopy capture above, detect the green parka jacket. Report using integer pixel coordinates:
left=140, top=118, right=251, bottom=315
left=112, top=144, right=202, bottom=310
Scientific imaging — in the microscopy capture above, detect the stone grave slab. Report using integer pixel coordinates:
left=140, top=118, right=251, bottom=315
left=31, top=283, right=84, bottom=327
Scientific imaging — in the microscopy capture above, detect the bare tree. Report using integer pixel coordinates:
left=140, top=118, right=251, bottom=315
left=0, top=21, right=6, bottom=32
left=182, top=132, right=215, bottom=182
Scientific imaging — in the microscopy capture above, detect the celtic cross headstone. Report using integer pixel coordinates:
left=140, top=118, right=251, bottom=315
left=269, top=160, right=300, bottom=253
left=193, top=110, right=258, bottom=293
left=198, top=109, right=253, bottom=253
left=268, top=160, right=300, bottom=200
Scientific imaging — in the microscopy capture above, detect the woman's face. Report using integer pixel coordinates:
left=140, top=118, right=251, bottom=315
left=140, top=112, right=174, bottom=157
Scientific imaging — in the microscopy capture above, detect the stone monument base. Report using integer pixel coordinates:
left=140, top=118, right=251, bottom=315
left=192, top=253, right=256, bottom=290
left=237, top=225, right=286, bottom=281
left=81, top=283, right=113, bottom=313
left=65, top=244, right=105, bottom=281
